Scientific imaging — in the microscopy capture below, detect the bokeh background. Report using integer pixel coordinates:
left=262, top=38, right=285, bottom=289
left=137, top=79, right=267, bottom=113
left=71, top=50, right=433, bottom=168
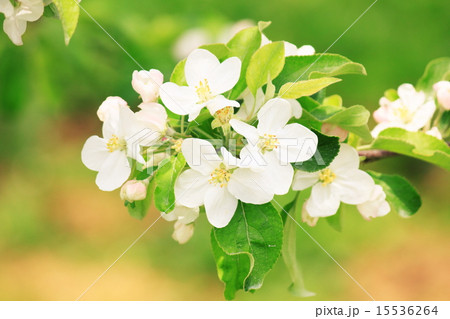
left=0, top=0, right=449, bottom=300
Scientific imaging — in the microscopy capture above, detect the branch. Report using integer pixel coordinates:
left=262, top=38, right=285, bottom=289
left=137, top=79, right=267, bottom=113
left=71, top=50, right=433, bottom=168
left=358, top=149, right=397, bottom=164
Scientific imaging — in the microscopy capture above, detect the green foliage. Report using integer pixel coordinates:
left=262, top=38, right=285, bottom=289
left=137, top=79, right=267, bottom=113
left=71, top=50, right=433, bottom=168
left=368, top=171, right=422, bottom=217
left=199, top=43, right=231, bottom=61
left=154, top=153, right=186, bottom=213
left=226, top=26, right=262, bottom=99
left=210, top=231, right=251, bottom=300
left=416, top=57, right=450, bottom=93
left=325, top=206, right=342, bottom=231
left=170, top=59, right=187, bottom=86
left=53, top=0, right=80, bottom=45
left=246, top=42, right=285, bottom=95
left=294, top=129, right=340, bottom=172
left=213, top=202, right=283, bottom=297
left=371, top=128, right=450, bottom=171
left=124, top=178, right=155, bottom=220
left=279, top=77, right=341, bottom=99
left=273, top=54, right=366, bottom=88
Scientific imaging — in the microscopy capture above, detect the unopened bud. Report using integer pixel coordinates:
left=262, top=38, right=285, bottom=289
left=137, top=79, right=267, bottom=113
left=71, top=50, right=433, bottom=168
left=120, top=180, right=148, bottom=202
left=172, top=221, right=194, bottom=244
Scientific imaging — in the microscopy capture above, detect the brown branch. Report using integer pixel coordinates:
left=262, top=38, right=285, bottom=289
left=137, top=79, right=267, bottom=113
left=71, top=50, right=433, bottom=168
left=358, top=149, right=397, bottom=164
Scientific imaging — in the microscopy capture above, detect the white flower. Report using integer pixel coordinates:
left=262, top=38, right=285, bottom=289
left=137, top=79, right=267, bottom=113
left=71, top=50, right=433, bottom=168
left=292, top=144, right=375, bottom=217
left=302, top=203, right=319, bottom=227
left=174, top=138, right=277, bottom=228
left=356, top=185, right=390, bottom=220
left=236, top=88, right=302, bottom=121
left=120, top=179, right=148, bottom=202
left=433, top=81, right=450, bottom=110
left=426, top=127, right=443, bottom=140
left=284, top=41, right=315, bottom=56
left=97, top=96, right=128, bottom=122
left=135, top=102, right=168, bottom=133
left=172, top=221, right=194, bottom=244
left=160, top=49, right=241, bottom=121
left=372, top=84, right=436, bottom=137
left=161, top=204, right=199, bottom=224
left=132, top=69, right=164, bottom=103
left=81, top=106, right=158, bottom=191
left=0, top=0, right=44, bottom=46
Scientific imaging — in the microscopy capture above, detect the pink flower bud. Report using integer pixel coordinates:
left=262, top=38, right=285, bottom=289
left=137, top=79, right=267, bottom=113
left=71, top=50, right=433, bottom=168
left=97, top=96, right=128, bottom=122
left=321, top=123, right=348, bottom=142
left=434, top=81, right=450, bottom=110
left=373, top=97, right=391, bottom=123
left=120, top=180, right=148, bottom=202
left=132, top=69, right=164, bottom=103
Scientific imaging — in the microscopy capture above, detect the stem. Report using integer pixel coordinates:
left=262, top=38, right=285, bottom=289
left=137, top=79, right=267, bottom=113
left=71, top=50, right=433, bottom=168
left=180, top=115, right=185, bottom=134
left=359, top=149, right=397, bottom=164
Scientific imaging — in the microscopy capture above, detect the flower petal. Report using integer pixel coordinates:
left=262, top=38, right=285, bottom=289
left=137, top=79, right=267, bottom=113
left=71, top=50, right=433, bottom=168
left=184, top=49, right=220, bottom=87
left=277, top=123, right=318, bottom=163
left=81, top=136, right=109, bottom=171
left=0, top=0, right=14, bottom=16
left=207, top=56, right=241, bottom=94
left=306, top=184, right=340, bottom=217
left=229, top=119, right=259, bottom=145
left=135, top=102, right=168, bottom=132
left=356, top=185, right=390, bottom=220
left=3, top=16, right=27, bottom=45
left=228, top=168, right=274, bottom=204
left=159, top=82, right=198, bottom=116
left=204, top=186, right=238, bottom=228
left=292, top=170, right=319, bottom=190
left=329, top=144, right=360, bottom=173
left=206, top=95, right=240, bottom=115
left=96, top=151, right=131, bottom=191
left=334, top=170, right=374, bottom=205
left=408, top=100, right=436, bottom=131
left=174, top=169, right=210, bottom=207
left=257, top=98, right=292, bottom=133
left=288, top=99, right=302, bottom=118
left=181, top=138, right=221, bottom=174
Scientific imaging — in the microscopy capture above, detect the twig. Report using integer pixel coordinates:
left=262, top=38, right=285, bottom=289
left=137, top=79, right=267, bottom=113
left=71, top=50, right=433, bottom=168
left=358, top=149, right=397, bottom=164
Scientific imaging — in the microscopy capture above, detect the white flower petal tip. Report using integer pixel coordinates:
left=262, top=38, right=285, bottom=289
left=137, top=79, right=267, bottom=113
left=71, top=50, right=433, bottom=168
left=433, top=81, right=450, bottom=110
left=357, top=185, right=390, bottom=220
left=97, top=96, right=128, bottom=122
left=172, top=221, right=195, bottom=244
left=132, top=69, right=164, bottom=103
left=284, top=41, right=315, bottom=57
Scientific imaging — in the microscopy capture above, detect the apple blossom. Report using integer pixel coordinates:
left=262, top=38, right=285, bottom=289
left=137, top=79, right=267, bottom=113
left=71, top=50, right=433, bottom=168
left=174, top=138, right=278, bottom=228
left=356, top=185, right=390, bottom=220
left=0, top=0, right=44, bottom=46
left=302, top=203, right=319, bottom=227
left=372, top=84, right=436, bottom=137
left=292, top=144, right=375, bottom=217
left=135, top=102, right=168, bottom=134
left=426, top=127, right=443, bottom=140
left=120, top=179, right=148, bottom=202
left=132, top=69, right=164, bottom=103
left=433, top=81, right=450, bottom=110
left=284, top=41, right=315, bottom=56
left=160, top=49, right=241, bottom=121
left=97, top=96, right=128, bottom=122
left=172, top=222, right=194, bottom=244
left=162, top=205, right=199, bottom=244
left=82, top=105, right=160, bottom=191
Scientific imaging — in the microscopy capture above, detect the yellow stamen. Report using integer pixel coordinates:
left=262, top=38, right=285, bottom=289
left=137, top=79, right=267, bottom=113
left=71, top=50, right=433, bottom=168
left=195, top=79, right=213, bottom=103
left=393, top=104, right=413, bottom=123
left=171, top=138, right=183, bottom=153
left=319, top=168, right=336, bottom=186
left=209, top=163, right=231, bottom=188
left=214, top=106, right=233, bottom=125
left=258, top=134, right=279, bottom=152
left=106, top=135, right=125, bottom=152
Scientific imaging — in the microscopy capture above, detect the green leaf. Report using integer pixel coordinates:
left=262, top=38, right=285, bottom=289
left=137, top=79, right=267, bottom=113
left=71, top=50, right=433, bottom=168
left=368, top=171, right=421, bottom=217
left=384, top=89, right=399, bottom=101
left=323, top=94, right=343, bottom=107
left=211, top=231, right=251, bottom=300
left=199, top=43, right=231, bottom=61
left=325, top=206, right=342, bottom=231
left=214, top=202, right=283, bottom=292
left=370, top=128, right=450, bottom=171
left=246, top=42, right=285, bottom=95
left=53, top=0, right=80, bottom=45
left=170, top=58, right=187, bottom=86
left=226, top=26, right=262, bottom=99
left=154, top=154, right=186, bottom=212
left=416, top=57, right=450, bottom=93
left=124, top=178, right=155, bottom=220
left=294, top=129, right=340, bottom=172
left=309, top=105, right=372, bottom=141
left=279, top=77, right=341, bottom=99
left=274, top=54, right=366, bottom=88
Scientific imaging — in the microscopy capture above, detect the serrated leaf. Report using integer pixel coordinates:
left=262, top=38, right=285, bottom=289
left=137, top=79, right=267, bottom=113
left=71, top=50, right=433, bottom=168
left=294, top=129, right=340, bottom=172
left=416, top=57, right=450, bottom=93
left=154, top=154, right=186, bottom=212
left=211, top=231, right=251, bottom=300
left=279, top=77, right=341, bottom=99
left=246, top=42, right=285, bottom=95
left=214, top=202, right=283, bottom=292
left=226, top=26, right=262, bottom=99
left=199, top=43, right=231, bottom=61
left=273, top=54, right=366, bottom=88
left=368, top=171, right=421, bottom=217
left=53, top=0, right=80, bottom=45
left=170, top=58, right=187, bottom=86
left=370, top=128, right=450, bottom=171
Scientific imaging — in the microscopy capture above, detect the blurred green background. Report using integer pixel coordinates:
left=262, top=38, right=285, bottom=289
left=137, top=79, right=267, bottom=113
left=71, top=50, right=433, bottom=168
left=0, top=0, right=449, bottom=300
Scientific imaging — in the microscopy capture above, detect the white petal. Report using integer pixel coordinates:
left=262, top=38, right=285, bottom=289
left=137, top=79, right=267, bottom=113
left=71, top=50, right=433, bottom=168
left=329, top=144, right=360, bottom=173
left=81, top=136, right=109, bottom=171
left=206, top=95, right=240, bottom=115
left=357, top=185, right=390, bottom=220
left=204, top=187, right=238, bottom=228
left=287, top=99, right=302, bottom=118
left=181, top=138, right=221, bottom=174
left=184, top=49, right=220, bottom=88
left=284, top=41, right=298, bottom=57
left=297, top=45, right=315, bottom=56
left=0, top=0, right=14, bottom=16
left=174, top=169, right=210, bottom=207
left=207, top=56, right=242, bottom=94
left=220, top=147, right=240, bottom=169
left=306, top=184, right=340, bottom=217
left=135, top=102, right=168, bottom=132
left=159, top=82, right=198, bottom=116
left=334, top=170, right=374, bottom=205
left=408, top=100, right=436, bottom=131
left=96, top=151, right=131, bottom=191
left=161, top=211, right=177, bottom=222
left=173, top=205, right=200, bottom=224
left=97, top=96, right=128, bottom=122
left=277, top=123, right=318, bottom=163
left=3, top=16, right=26, bottom=45
left=15, top=0, right=43, bottom=21
left=398, top=83, right=425, bottom=109
left=262, top=152, right=294, bottom=195
left=229, top=119, right=259, bottom=145
left=257, top=98, right=292, bottom=133
left=227, top=168, right=274, bottom=204
left=292, top=170, right=319, bottom=190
